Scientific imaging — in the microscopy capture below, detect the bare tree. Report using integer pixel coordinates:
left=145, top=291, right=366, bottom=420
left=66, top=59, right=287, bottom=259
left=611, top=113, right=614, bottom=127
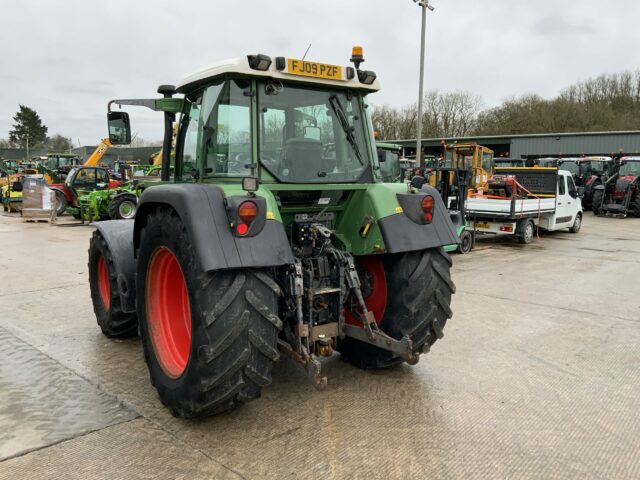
left=372, top=90, right=481, bottom=140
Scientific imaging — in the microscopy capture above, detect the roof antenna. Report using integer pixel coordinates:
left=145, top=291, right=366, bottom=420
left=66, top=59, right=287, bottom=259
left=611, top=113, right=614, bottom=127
left=302, top=43, right=312, bottom=60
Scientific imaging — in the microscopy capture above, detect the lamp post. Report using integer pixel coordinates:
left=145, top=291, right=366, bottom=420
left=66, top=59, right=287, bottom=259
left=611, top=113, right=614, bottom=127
left=413, top=0, right=435, bottom=166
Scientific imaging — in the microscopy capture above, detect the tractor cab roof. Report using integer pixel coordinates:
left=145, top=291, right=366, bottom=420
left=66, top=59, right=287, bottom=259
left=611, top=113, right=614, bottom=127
left=552, top=156, right=612, bottom=163
left=621, top=156, right=640, bottom=162
left=177, top=54, right=381, bottom=94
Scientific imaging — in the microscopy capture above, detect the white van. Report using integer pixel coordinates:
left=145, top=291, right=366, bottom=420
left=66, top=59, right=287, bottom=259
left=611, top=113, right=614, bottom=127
left=465, top=169, right=583, bottom=244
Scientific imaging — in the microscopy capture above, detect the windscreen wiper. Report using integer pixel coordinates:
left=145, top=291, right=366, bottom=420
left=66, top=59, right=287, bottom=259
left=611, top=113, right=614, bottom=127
left=328, top=95, right=363, bottom=165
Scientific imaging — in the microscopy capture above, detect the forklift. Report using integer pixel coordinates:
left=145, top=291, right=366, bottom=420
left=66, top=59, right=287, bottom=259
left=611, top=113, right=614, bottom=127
left=412, top=166, right=473, bottom=253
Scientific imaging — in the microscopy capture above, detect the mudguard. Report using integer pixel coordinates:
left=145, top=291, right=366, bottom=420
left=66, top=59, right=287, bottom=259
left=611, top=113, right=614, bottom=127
left=134, top=184, right=294, bottom=272
left=92, top=220, right=137, bottom=313
left=378, top=184, right=460, bottom=254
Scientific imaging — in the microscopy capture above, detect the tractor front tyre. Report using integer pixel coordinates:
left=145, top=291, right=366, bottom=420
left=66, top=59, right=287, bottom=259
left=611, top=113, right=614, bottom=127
left=592, top=190, right=604, bottom=215
left=456, top=230, right=474, bottom=254
left=88, top=231, right=138, bottom=338
left=569, top=213, right=582, bottom=233
left=109, top=194, right=137, bottom=220
left=137, top=207, right=282, bottom=418
left=54, top=191, right=67, bottom=217
left=338, top=248, right=455, bottom=369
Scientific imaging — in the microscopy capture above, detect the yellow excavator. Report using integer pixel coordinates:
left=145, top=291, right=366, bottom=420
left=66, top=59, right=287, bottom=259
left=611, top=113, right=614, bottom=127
left=443, top=143, right=494, bottom=195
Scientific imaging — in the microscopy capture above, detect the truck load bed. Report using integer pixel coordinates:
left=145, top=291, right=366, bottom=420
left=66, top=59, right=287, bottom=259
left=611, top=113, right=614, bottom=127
left=466, top=167, right=558, bottom=220
left=466, top=196, right=556, bottom=218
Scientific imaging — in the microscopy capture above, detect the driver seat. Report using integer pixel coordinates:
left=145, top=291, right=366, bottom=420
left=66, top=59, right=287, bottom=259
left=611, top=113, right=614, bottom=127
left=282, top=138, right=323, bottom=180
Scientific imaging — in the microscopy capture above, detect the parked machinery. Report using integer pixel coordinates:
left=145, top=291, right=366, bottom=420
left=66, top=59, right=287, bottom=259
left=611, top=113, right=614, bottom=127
left=49, top=165, right=121, bottom=217
left=87, top=48, right=459, bottom=418
left=443, top=143, right=494, bottom=195
left=537, top=156, right=612, bottom=210
left=592, top=156, right=640, bottom=217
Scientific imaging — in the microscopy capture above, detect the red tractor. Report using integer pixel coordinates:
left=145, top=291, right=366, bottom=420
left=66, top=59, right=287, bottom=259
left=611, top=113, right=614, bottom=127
left=49, top=166, right=120, bottom=217
left=592, top=156, right=640, bottom=217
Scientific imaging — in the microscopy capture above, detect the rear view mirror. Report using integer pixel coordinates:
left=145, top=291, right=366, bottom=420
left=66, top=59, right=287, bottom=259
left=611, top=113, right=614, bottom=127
left=108, top=111, right=131, bottom=145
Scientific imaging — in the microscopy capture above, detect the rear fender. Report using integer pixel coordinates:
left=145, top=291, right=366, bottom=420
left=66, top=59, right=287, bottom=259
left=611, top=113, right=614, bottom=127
left=49, top=184, right=73, bottom=203
left=134, top=184, right=294, bottom=272
left=92, top=220, right=137, bottom=313
left=377, top=184, right=460, bottom=254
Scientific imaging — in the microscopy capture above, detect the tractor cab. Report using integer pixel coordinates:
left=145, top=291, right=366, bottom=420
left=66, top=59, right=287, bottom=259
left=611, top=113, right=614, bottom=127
left=575, top=156, right=611, bottom=180
left=617, top=157, right=640, bottom=180
left=39, top=153, right=82, bottom=183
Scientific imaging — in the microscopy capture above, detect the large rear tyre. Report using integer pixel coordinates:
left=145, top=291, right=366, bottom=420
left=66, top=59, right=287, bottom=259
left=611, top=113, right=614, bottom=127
left=631, top=192, right=640, bottom=217
left=88, top=231, right=138, bottom=337
left=592, top=189, right=604, bottom=215
left=54, top=190, right=67, bottom=216
left=338, top=248, right=455, bottom=369
left=109, top=193, right=137, bottom=220
left=137, top=207, right=282, bottom=418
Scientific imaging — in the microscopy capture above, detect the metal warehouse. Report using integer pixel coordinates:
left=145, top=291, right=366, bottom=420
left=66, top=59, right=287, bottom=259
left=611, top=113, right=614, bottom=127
left=391, top=130, right=640, bottom=159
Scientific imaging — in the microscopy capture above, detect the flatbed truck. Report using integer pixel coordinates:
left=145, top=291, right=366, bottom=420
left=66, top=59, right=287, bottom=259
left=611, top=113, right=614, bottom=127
left=466, top=168, right=583, bottom=244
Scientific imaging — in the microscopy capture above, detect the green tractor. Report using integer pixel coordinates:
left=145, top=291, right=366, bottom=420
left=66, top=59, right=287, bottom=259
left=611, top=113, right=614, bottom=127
left=88, top=49, right=459, bottom=418
left=36, top=153, right=83, bottom=184
left=79, top=164, right=168, bottom=221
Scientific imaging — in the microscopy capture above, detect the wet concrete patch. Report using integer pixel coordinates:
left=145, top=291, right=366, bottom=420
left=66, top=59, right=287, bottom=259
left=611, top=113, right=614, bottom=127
left=0, top=326, right=137, bottom=460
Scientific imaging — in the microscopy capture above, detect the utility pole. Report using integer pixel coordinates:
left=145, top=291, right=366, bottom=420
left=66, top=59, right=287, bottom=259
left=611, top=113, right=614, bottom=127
left=26, top=134, right=30, bottom=162
left=413, top=0, right=435, bottom=165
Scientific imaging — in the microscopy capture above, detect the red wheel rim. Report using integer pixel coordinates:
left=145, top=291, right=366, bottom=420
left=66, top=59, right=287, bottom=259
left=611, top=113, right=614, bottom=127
left=146, top=247, right=192, bottom=378
left=97, top=256, right=111, bottom=310
left=344, top=255, right=387, bottom=326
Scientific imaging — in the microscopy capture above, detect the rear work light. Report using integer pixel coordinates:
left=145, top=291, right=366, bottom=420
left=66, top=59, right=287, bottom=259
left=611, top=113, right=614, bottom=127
left=236, top=201, right=258, bottom=236
left=421, top=195, right=435, bottom=223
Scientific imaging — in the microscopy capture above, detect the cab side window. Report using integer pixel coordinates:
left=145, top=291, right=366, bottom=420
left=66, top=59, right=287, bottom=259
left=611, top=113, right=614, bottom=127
left=201, top=79, right=252, bottom=177
left=75, top=169, right=96, bottom=186
left=558, top=176, right=566, bottom=195
left=566, top=175, right=577, bottom=196
left=96, top=169, right=108, bottom=184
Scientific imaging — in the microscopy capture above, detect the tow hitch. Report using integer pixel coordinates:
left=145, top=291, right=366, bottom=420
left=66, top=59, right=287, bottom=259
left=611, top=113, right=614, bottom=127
left=280, top=224, right=419, bottom=388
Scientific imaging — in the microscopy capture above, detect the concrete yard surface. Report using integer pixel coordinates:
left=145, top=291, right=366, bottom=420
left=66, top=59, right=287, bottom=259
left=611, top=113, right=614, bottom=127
left=0, top=213, right=638, bottom=479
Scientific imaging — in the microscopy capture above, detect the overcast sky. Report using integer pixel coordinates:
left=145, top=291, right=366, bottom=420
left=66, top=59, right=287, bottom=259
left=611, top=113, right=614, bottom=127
left=1, top=0, right=639, bottom=146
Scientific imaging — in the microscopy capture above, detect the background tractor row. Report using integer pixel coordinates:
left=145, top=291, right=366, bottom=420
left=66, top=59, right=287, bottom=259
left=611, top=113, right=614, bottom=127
left=592, top=156, right=640, bottom=217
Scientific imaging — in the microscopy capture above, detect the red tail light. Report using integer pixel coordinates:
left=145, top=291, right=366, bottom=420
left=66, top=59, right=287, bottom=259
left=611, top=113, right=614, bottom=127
left=237, top=201, right=258, bottom=236
left=421, top=195, right=434, bottom=223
